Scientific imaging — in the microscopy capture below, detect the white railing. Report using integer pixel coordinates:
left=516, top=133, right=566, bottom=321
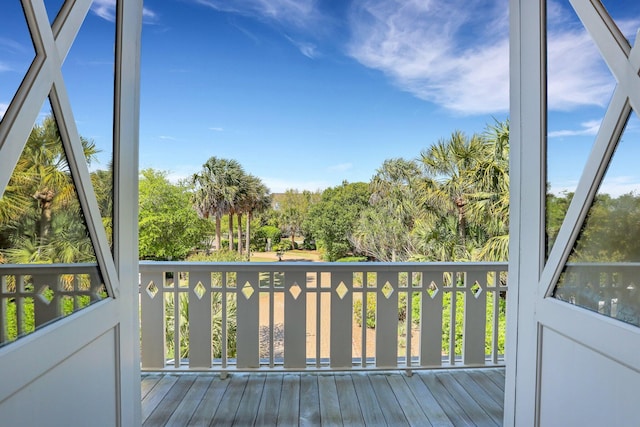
left=0, top=264, right=105, bottom=346
left=555, top=262, right=640, bottom=326
left=139, top=262, right=508, bottom=372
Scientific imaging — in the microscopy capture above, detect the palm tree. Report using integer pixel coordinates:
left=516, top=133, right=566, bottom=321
left=355, top=158, right=423, bottom=261
left=418, top=130, right=489, bottom=260
left=471, top=120, right=510, bottom=261
left=1, top=114, right=98, bottom=263
left=191, top=157, right=243, bottom=251
left=237, top=176, right=270, bottom=260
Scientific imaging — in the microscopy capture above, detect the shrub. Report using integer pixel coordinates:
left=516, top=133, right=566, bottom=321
left=165, top=292, right=238, bottom=360
left=187, top=250, right=244, bottom=262
left=336, top=256, right=368, bottom=262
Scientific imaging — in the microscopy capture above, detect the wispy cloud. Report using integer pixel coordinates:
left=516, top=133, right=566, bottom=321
left=347, top=0, right=510, bottom=115
left=91, top=0, right=158, bottom=24
left=285, top=35, right=318, bottom=59
left=192, top=0, right=320, bottom=30
left=0, top=37, right=27, bottom=55
left=347, top=0, right=637, bottom=115
left=549, top=120, right=601, bottom=138
left=328, top=163, right=353, bottom=172
left=209, top=127, right=224, bottom=132
left=0, top=103, right=8, bottom=119
left=158, top=135, right=177, bottom=141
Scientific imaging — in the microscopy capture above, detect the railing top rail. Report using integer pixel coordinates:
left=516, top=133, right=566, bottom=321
left=138, top=261, right=508, bottom=273
left=0, top=263, right=99, bottom=275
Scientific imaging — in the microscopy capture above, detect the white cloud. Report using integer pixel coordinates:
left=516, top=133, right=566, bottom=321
left=91, top=0, right=157, bottom=23
left=599, top=176, right=640, bottom=198
left=158, top=135, right=177, bottom=141
left=0, top=103, right=8, bottom=119
left=193, top=0, right=320, bottom=30
left=347, top=0, right=637, bottom=115
left=548, top=120, right=601, bottom=138
left=347, top=0, right=510, bottom=115
left=209, top=127, right=224, bottom=131
left=285, top=36, right=318, bottom=59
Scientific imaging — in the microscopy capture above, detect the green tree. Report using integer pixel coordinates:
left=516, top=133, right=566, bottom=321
left=191, top=157, right=243, bottom=251
left=236, top=175, right=271, bottom=260
left=1, top=115, right=98, bottom=264
left=304, top=181, right=370, bottom=261
left=471, top=120, right=510, bottom=261
left=353, top=158, right=423, bottom=261
left=139, top=169, right=208, bottom=260
left=276, top=189, right=320, bottom=248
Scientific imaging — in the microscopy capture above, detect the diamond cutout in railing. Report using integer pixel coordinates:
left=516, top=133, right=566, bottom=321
left=427, top=282, right=439, bottom=298
left=336, top=282, right=349, bottom=299
left=146, top=281, right=159, bottom=299
left=37, top=285, right=54, bottom=305
left=194, top=281, right=206, bottom=300
left=471, top=282, right=483, bottom=299
left=289, top=282, right=302, bottom=300
left=382, top=281, right=394, bottom=299
left=242, top=281, right=255, bottom=300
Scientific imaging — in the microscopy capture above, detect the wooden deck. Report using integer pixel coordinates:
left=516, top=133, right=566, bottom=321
left=141, top=368, right=505, bottom=426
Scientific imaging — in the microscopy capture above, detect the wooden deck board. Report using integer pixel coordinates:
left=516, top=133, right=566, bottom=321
left=164, top=376, right=211, bottom=427
left=277, top=373, right=300, bottom=426
left=210, top=374, right=248, bottom=427
left=142, top=368, right=505, bottom=426
left=318, top=375, right=342, bottom=426
left=186, top=376, right=229, bottom=427
left=368, top=374, right=410, bottom=426
left=143, top=375, right=196, bottom=427
left=255, top=373, right=282, bottom=426
left=351, top=372, right=387, bottom=427
left=402, top=374, right=453, bottom=427
left=334, top=374, right=365, bottom=427
left=417, top=371, right=477, bottom=426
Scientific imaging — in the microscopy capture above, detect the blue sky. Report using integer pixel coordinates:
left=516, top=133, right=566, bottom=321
left=1, top=0, right=639, bottom=195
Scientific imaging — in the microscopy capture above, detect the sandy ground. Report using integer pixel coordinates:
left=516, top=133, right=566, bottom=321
left=251, top=251, right=416, bottom=360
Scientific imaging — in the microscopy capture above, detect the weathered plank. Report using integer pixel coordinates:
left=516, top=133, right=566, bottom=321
left=299, top=374, right=320, bottom=427
left=483, top=368, right=506, bottom=391
left=418, top=372, right=476, bottom=426
left=402, top=374, right=453, bottom=427
left=165, top=376, right=211, bottom=427
left=255, top=373, right=282, bottom=426
left=334, top=374, right=365, bottom=427
left=451, top=370, right=504, bottom=425
left=186, top=376, right=230, bottom=426
left=208, top=374, right=249, bottom=427
left=318, top=374, right=342, bottom=426
left=387, top=374, right=434, bottom=427
left=277, top=373, right=300, bottom=426
left=434, top=371, right=498, bottom=427
left=368, top=373, right=410, bottom=426
left=143, top=375, right=196, bottom=426
left=141, top=374, right=178, bottom=423
left=141, top=375, right=162, bottom=400
left=351, top=373, right=387, bottom=427
left=463, top=369, right=505, bottom=405
left=232, top=374, right=266, bottom=426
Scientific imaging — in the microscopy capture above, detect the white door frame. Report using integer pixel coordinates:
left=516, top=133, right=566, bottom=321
left=507, top=1, right=640, bottom=425
left=0, top=1, right=142, bottom=425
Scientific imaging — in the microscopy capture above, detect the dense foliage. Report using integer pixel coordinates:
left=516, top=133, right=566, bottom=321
left=303, top=181, right=371, bottom=261
left=139, top=169, right=210, bottom=260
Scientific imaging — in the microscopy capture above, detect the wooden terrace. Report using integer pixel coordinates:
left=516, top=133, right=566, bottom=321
left=141, top=368, right=505, bottom=426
